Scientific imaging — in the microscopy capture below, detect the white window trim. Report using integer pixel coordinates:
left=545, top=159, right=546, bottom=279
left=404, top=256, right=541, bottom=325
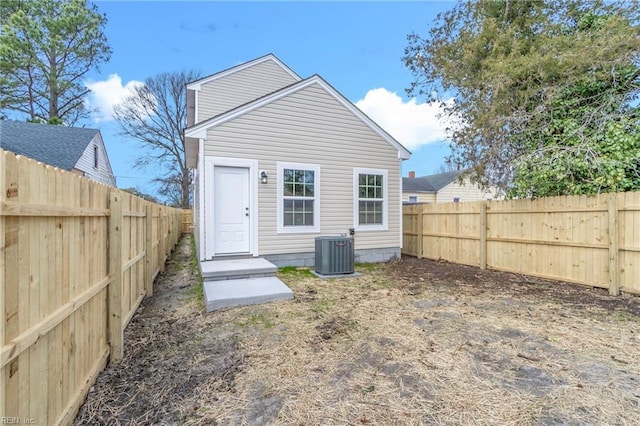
left=277, top=162, right=321, bottom=234
left=197, top=138, right=205, bottom=261
left=353, top=167, right=388, bottom=232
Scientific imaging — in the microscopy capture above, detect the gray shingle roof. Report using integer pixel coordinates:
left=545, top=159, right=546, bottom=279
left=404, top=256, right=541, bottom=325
left=403, top=170, right=464, bottom=193
left=0, top=120, right=99, bottom=171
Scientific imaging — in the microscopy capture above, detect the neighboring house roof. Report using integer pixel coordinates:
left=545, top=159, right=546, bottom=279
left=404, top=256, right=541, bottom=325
left=1, top=120, right=99, bottom=170
left=403, top=170, right=464, bottom=193
left=0, top=120, right=116, bottom=186
left=186, top=53, right=302, bottom=90
left=185, top=74, right=411, bottom=166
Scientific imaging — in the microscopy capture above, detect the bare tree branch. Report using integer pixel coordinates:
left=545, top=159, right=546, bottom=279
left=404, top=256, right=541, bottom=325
left=114, top=70, right=200, bottom=208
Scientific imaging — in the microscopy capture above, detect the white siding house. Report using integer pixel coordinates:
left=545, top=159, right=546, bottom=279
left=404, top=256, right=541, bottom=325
left=72, top=132, right=117, bottom=186
left=0, top=121, right=116, bottom=187
left=185, top=54, right=411, bottom=266
left=403, top=170, right=502, bottom=204
left=435, top=178, right=501, bottom=203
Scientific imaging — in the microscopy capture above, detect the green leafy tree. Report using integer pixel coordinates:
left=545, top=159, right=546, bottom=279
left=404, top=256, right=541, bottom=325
left=114, top=70, right=200, bottom=209
left=0, top=0, right=112, bottom=124
left=404, top=0, right=640, bottom=197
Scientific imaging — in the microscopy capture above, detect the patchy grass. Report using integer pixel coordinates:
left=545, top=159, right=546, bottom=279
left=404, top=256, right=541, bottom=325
left=278, top=265, right=316, bottom=278
left=309, top=295, right=337, bottom=317
left=76, top=241, right=640, bottom=426
left=235, top=310, right=277, bottom=329
left=355, top=262, right=378, bottom=272
left=185, top=234, right=204, bottom=308
left=203, top=261, right=640, bottom=425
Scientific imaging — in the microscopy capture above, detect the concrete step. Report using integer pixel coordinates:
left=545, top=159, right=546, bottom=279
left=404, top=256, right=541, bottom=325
left=204, top=276, right=294, bottom=312
left=201, top=257, right=277, bottom=281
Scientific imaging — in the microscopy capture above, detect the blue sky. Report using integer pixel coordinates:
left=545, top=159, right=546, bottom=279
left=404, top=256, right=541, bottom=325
left=82, top=1, right=456, bottom=197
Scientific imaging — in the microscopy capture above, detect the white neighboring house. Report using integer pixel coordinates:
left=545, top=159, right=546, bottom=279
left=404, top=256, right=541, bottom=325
left=402, top=170, right=502, bottom=204
left=0, top=120, right=116, bottom=187
left=184, top=54, right=411, bottom=266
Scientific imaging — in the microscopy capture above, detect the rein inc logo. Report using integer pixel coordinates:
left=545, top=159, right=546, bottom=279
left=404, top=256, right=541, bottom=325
left=1, top=419, right=35, bottom=425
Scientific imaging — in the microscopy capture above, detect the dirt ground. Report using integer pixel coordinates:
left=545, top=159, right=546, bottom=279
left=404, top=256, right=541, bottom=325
left=75, top=236, right=640, bottom=425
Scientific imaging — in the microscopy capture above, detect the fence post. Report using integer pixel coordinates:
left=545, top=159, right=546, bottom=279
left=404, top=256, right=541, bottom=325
left=159, top=207, right=165, bottom=272
left=0, top=151, right=5, bottom=419
left=108, top=190, right=123, bottom=363
left=608, top=193, right=619, bottom=296
left=480, top=201, right=487, bottom=269
left=145, top=203, right=153, bottom=296
left=167, top=210, right=173, bottom=253
left=416, top=205, right=423, bottom=258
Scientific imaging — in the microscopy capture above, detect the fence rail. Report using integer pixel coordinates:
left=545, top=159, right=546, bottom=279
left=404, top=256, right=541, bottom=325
left=1, top=149, right=186, bottom=424
left=402, top=192, right=640, bottom=296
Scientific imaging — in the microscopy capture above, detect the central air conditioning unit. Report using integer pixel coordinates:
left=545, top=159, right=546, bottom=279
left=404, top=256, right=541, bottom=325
left=315, top=236, right=354, bottom=275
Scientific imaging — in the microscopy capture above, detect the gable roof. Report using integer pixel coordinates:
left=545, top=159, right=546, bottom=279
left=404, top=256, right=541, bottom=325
left=186, top=54, right=302, bottom=90
left=403, top=170, right=464, bottom=193
left=184, top=74, right=411, bottom=166
left=0, top=120, right=101, bottom=171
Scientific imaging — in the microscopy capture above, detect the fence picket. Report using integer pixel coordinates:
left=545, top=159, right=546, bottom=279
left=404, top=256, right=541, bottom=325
left=403, top=192, right=640, bottom=295
left=0, top=149, right=186, bottom=424
left=608, top=194, right=620, bottom=295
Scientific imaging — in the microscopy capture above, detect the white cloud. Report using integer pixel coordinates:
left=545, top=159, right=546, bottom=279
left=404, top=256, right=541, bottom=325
left=355, top=88, right=454, bottom=150
left=85, top=74, right=144, bottom=122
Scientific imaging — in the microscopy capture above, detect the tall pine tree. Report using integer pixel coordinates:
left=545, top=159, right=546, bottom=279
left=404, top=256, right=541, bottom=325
left=0, top=0, right=112, bottom=124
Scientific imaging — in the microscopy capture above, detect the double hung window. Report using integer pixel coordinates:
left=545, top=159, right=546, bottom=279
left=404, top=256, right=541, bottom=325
left=354, top=168, right=388, bottom=230
left=277, top=162, right=320, bottom=233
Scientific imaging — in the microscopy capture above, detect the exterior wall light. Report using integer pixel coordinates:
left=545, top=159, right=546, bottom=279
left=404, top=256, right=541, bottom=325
left=260, top=170, right=268, bottom=184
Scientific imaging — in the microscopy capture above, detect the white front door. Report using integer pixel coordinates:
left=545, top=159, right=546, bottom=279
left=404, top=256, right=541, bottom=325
left=214, top=166, right=250, bottom=254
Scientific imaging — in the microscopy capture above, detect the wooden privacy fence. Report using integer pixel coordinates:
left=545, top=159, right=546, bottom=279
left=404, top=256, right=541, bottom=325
left=0, top=149, right=184, bottom=425
left=182, top=208, right=193, bottom=234
left=403, top=192, right=640, bottom=296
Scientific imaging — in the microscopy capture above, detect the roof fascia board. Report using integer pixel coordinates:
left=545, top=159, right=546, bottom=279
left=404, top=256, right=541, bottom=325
left=187, top=54, right=301, bottom=90
left=95, top=132, right=117, bottom=184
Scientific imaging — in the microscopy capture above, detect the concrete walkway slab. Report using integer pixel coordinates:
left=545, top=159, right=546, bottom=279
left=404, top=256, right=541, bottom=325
left=204, top=276, right=294, bottom=312
left=201, top=257, right=277, bottom=280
